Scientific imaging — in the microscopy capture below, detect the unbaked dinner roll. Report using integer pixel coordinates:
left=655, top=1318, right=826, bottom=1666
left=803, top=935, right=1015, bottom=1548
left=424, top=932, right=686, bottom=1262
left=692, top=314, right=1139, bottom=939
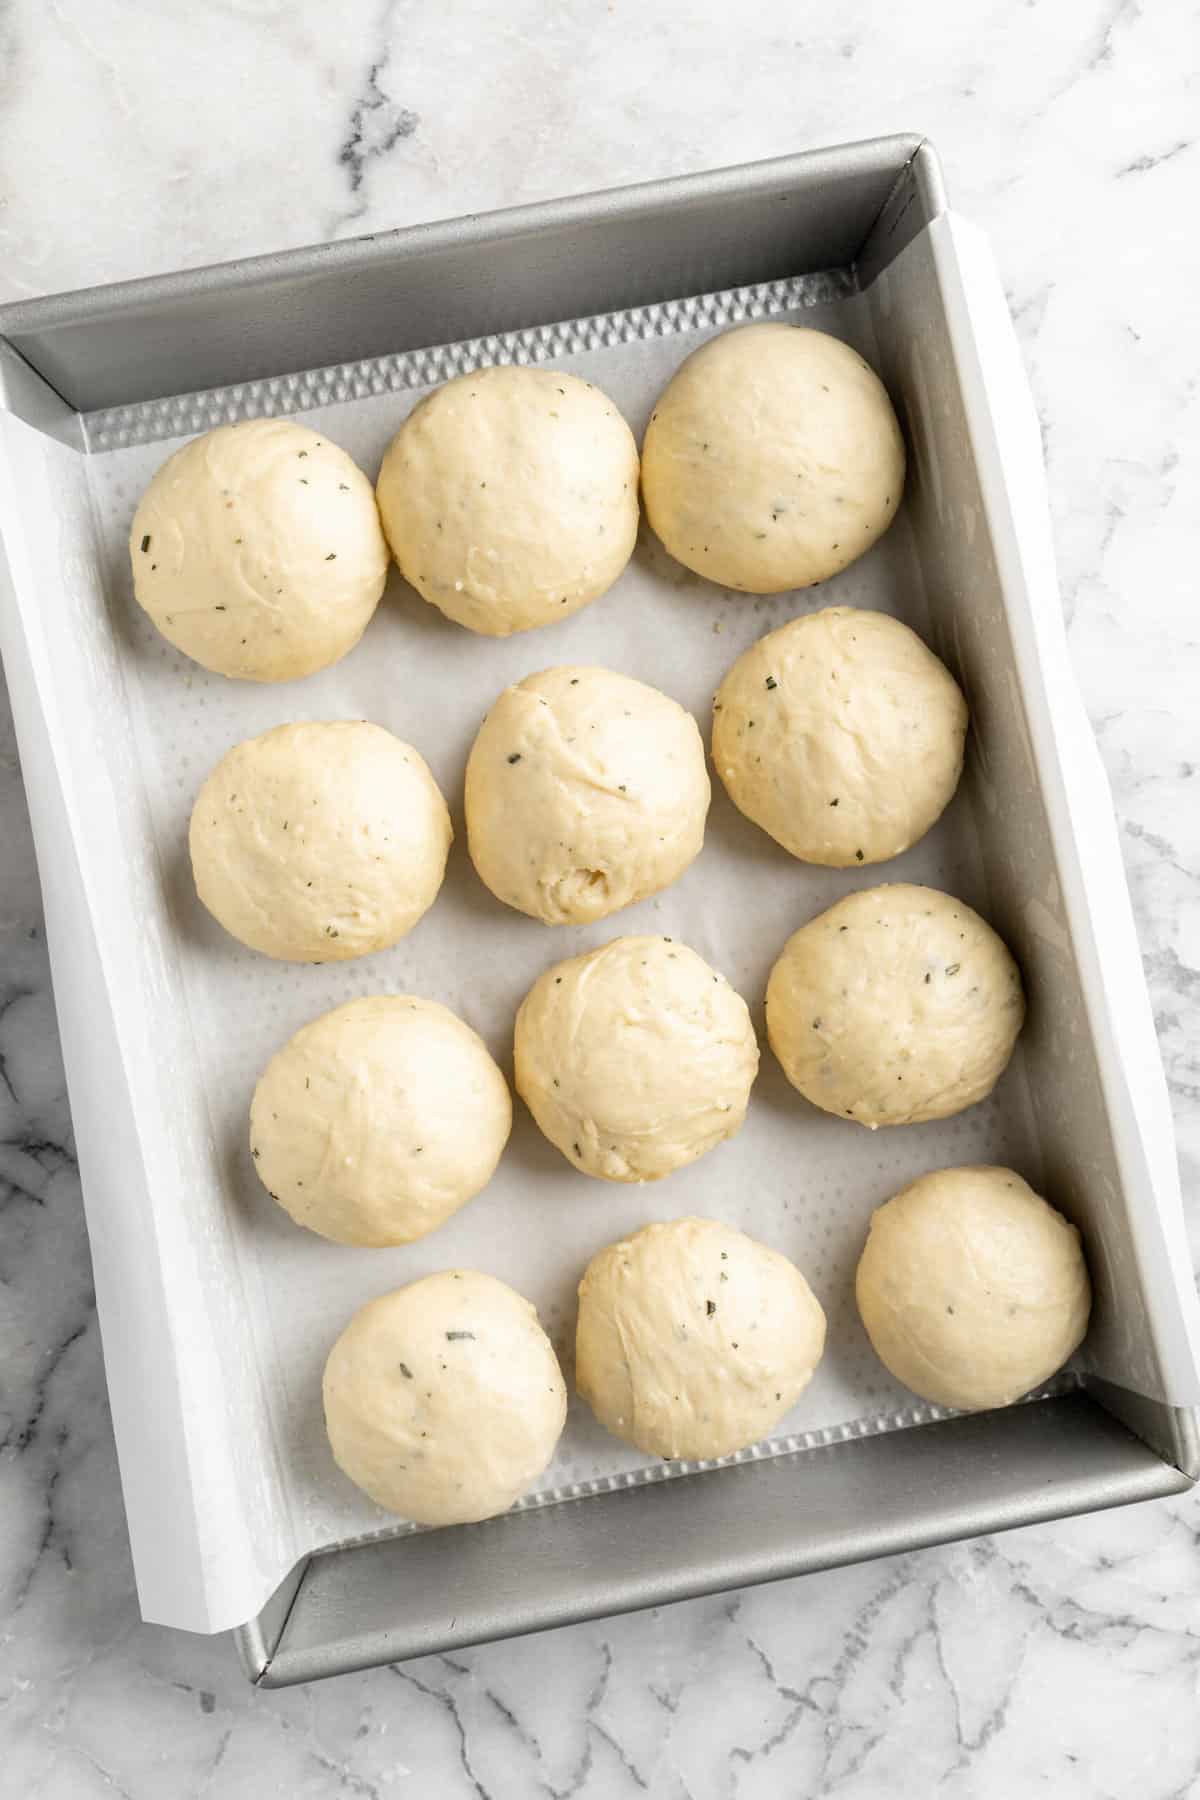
left=576, top=1217, right=827, bottom=1459
left=250, top=996, right=511, bottom=1246
left=713, top=607, right=967, bottom=865
left=323, top=1272, right=567, bottom=1523
left=766, top=884, right=1024, bottom=1127
left=641, top=323, right=905, bottom=593
left=189, top=721, right=451, bottom=961
left=855, top=1166, right=1091, bottom=1410
left=465, top=665, right=710, bottom=923
left=376, top=367, right=639, bottom=634
left=514, top=936, right=758, bottom=1181
left=129, top=420, right=388, bottom=680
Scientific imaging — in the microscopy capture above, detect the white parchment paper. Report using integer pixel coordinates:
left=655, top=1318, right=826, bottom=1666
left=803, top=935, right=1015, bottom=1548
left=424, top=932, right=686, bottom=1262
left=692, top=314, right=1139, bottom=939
left=20, top=273, right=1054, bottom=1628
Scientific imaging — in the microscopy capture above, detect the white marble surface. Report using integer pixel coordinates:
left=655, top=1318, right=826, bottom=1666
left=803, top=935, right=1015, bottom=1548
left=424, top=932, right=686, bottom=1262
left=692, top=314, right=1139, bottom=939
left=1, top=0, right=1198, bottom=1792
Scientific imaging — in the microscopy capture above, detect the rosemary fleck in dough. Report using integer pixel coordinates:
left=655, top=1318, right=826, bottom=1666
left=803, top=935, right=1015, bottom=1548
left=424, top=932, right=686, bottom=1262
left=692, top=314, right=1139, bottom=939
left=515, top=936, right=758, bottom=1181
left=323, top=1272, right=566, bottom=1523
left=766, top=884, right=1024, bottom=1127
left=641, top=323, right=905, bottom=593
left=856, top=1166, right=1091, bottom=1409
left=189, top=721, right=451, bottom=961
left=250, top=997, right=511, bottom=1246
left=713, top=607, right=967, bottom=865
left=130, top=420, right=388, bottom=680
left=466, top=665, right=710, bottom=923
left=576, top=1217, right=827, bottom=1459
left=376, top=368, right=639, bottom=634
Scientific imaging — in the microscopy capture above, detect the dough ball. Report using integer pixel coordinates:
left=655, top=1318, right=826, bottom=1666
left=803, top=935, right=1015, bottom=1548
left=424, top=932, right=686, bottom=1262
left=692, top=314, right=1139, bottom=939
left=714, top=607, right=967, bottom=865
left=514, top=936, right=758, bottom=1182
left=855, top=1166, right=1091, bottom=1410
left=376, top=367, right=639, bottom=635
left=465, top=665, right=710, bottom=924
left=189, top=721, right=451, bottom=961
left=323, top=1272, right=566, bottom=1523
left=250, top=997, right=511, bottom=1246
left=641, top=323, right=905, bottom=594
left=129, top=420, right=388, bottom=681
left=576, top=1217, right=827, bottom=1459
left=766, top=884, right=1024, bottom=1127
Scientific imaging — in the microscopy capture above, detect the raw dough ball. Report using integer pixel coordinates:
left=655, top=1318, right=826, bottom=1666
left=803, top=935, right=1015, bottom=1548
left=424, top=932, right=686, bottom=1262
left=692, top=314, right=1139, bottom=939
left=855, top=1166, right=1091, bottom=1410
left=713, top=607, right=967, bottom=865
left=129, top=420, right=388, bottom=681
left=514, top=936, right=758, bottom=1181
left=766, top=884, right=1024, bottom=1127
left=323, top=1272, right=567, bottom=1523
left=465, top=665, right=710, bottom=923
left=376, top=367, right=639, bottom=634
left=641, top=323, right=905, bottom=593
left=576, top=1217, right=827, bottom=1459
left=189, top=721, right=451, bottom=961
left=250, top=997, right=511, bottom=1246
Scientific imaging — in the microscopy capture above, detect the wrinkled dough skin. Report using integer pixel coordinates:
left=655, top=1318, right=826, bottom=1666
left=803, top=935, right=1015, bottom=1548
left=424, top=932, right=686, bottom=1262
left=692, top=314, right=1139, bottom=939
left=576, top=1217, right=827, bottom=1459
left=189, top=721, right=452, bottom=961
left=514, top=936, right=759, bottom=1181
left=323, top=1272, right=566, bottom=1523
left=129, top=420, right=388, bottom=680
left=714, top=607, right=967, bottom=866
left=641, top=323, right=905, bottom=594
left=766, top=884, right=1025, bottom=1127
left=466, top=665, right=710, bottom=923
left=855, top=1166, right=1091, bottom=1410
left=376, top=367, right=640, bottom=635
left=250, top=996, right=512, bottom=1246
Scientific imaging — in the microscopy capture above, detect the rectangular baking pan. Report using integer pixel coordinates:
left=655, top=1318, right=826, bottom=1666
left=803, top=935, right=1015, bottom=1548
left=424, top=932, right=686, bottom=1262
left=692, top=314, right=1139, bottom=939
left=1, top=135, right=1197, bottom=1689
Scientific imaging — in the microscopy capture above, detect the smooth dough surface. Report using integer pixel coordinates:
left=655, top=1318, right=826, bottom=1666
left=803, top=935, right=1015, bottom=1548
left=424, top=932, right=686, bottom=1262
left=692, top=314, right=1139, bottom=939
left=250, top=996, right=511, bottom=1246
left=766, top=884, right=1024, bottom=1127
left=323, top=1272, right=566, bottom=1523
left=641, top=324, right=906, bottom=594
left=129, top=420, right=388, bottom=680
left=515, top=937, right=758, bottom=1181
left=376, top=367, right=639, bottom=635
left=466, top=665, right=710, bottom=923
left=855, top=1166, right=1091, bottom=1410
left=576, top=1217, right=827, bottom=1459
left=189, top=721, right=451, bottom=961
left=714, top=607, right=967, bottom=866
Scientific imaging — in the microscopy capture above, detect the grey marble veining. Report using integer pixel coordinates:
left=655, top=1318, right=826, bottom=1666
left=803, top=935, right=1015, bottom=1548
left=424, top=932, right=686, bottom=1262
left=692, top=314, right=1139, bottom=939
left=1, top=1, right=1198, bottom=1794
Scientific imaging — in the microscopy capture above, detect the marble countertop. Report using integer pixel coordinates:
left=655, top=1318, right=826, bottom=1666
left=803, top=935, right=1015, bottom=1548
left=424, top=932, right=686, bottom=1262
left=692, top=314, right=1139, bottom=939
left=2, top=2, right=1198, bottom=1794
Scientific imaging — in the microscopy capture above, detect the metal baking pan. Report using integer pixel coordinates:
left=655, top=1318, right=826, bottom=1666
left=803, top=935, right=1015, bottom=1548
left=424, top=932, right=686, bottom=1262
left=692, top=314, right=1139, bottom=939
left=1, top=134, right=1197, bottom=1689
